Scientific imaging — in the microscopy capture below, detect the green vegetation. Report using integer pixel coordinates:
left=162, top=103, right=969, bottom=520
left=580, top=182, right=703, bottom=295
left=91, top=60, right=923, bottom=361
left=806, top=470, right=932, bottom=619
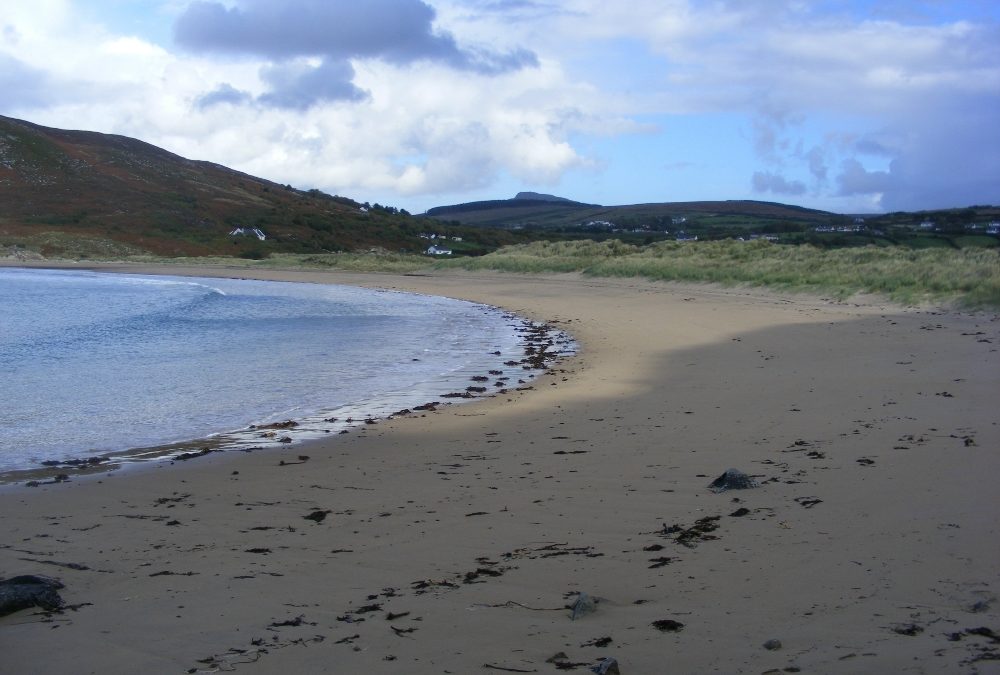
left=270, top=252, right=428, bottom=273
left=124, top=251, right=431, bottom=274
left=425, top=196, right=1000, bottom=254
left=3, top=116, right=996, bottom=307
left=0, top=231, right=148, bottom=259
left=424, top=197, right=838, bottom=232
left=0, top=115, right=533, bottom=258
left=11, top=239, right=997, bottom=307
left=437, top=239, right=1000, bottom=307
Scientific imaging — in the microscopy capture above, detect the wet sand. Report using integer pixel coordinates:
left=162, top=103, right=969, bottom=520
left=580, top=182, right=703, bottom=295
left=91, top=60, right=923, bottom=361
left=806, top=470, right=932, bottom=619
left=2, top=265, right=998, bottom=674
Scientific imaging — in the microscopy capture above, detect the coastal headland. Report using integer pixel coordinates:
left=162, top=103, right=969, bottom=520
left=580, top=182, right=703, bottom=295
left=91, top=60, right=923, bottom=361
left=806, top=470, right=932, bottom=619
left=2, top=264, right=998, bottom=673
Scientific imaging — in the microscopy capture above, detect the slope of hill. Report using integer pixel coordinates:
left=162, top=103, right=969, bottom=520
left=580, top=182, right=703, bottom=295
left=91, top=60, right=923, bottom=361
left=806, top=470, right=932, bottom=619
left=0, top=115, right=515, bottom=258
left=426, top=193, right=599, bottom=219
left=424, top=193, right=840, bottom=231
left=513, top=191, right=593, bottom=204
left=5, top=115, right=992, bottom=260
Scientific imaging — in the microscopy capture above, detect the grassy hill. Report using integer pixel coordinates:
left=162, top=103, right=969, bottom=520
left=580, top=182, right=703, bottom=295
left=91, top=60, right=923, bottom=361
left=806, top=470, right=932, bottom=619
left=425, top=194, right=1000, bottom=250
left=425, top=195, right=840, bottom=231
left=440, top=239, right=1000, bottom=306
left=0, top=115, right=522, bottom=259
left=2, top=114, right=994, bottom=261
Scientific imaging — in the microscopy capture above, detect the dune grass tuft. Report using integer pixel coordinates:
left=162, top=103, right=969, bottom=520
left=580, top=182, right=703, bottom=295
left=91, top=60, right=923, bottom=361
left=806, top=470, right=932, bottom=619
left=103, top=239, right=1000, bottom=307
left=124, top=252, right=430, bottom=274
left=438, top=239, right=1000, bottom=307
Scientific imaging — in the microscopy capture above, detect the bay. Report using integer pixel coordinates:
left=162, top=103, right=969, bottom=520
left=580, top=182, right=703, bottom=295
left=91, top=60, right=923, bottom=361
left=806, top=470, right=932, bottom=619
left=0, top=268, right=564, bottom=473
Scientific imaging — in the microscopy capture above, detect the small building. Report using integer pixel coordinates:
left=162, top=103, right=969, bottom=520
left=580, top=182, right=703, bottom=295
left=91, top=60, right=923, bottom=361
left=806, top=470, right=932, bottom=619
left=229, top=227, right=266, bottom=241
left=425, top=245, right=452, bottom=256
left=987, top=222, right=1000, bottom=235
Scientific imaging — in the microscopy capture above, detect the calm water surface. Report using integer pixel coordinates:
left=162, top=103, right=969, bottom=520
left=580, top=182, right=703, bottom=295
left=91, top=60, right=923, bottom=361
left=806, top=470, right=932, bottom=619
left=0, top=268, right=562, bottom=473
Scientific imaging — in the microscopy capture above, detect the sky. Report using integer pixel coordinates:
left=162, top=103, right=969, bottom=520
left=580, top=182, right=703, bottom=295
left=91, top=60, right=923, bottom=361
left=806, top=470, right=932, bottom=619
left=1, top=1, right=998, bottom=214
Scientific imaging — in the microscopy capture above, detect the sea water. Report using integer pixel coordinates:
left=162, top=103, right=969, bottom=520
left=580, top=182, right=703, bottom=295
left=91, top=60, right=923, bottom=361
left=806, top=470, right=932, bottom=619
left=0, top=268, right=563, bottom=474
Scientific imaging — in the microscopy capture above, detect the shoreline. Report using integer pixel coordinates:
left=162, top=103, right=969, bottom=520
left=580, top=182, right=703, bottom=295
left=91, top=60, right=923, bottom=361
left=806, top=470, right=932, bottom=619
left=0, top=265, right=575, bottom=485
left=2, top=264, right=998, bottom=673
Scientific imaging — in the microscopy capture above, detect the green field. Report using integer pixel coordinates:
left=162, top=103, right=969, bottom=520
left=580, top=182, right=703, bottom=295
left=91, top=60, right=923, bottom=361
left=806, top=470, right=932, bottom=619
left=14, top=238, right=997, bottom=308
left=438, top=239, right=1000, bottom=307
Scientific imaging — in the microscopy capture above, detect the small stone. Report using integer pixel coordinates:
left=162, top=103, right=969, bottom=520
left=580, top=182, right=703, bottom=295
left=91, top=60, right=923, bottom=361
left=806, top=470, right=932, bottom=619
left=591, top=657, right=620, bottom=674
left=763, top=638, right=782, bottom=650
left=303, top=509, right=332, bottom=523
left=571, top=592, right=597, bottom=620
left=652, top=619, right=684, bottom=632
left=708, top=468, right=759, bottom=493
left=0, top=575, right=65, bottom=616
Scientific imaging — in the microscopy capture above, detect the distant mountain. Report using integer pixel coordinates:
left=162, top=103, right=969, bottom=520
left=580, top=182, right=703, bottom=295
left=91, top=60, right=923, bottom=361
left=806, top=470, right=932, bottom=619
left=0, top=115, right=493, bottom=258
left=6, top=115, right=988, bottom=259
left=425, top=192, right=600, bottom=220
left=513, top=191, right=589, bottom=204
left=425, top=194, right=838, bottom=230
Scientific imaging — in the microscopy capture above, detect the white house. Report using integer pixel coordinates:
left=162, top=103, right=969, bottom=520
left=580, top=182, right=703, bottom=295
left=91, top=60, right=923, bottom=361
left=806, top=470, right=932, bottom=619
left=425, top=245, right=452, bottom=255
left=229, top=227, right=266, bottom=241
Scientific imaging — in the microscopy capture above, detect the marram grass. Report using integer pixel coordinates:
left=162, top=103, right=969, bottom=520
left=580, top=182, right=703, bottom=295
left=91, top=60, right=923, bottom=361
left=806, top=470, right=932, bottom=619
left=105, top=239, right=1000, bottom=307
left=124, top=252, right=430, bottom=274
left=437, top=239, right=1000, bottom=307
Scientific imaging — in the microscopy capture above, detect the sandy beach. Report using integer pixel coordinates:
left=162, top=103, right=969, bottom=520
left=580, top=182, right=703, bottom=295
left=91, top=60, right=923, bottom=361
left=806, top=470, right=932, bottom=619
left=2, top=264, right=998, bottom=674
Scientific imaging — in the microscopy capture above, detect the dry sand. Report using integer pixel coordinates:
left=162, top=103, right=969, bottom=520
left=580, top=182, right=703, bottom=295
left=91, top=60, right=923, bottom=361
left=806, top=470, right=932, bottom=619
left=1, top=264, right=998, bottom=674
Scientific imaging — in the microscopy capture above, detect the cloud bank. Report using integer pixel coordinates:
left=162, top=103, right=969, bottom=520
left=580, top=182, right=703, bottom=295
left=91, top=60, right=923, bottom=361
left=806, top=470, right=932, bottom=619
left=0, top=0, right=996, bottom=212
left=176, top=0, right=537, bottom=109
left=509, top=0, right=1000, bottom=210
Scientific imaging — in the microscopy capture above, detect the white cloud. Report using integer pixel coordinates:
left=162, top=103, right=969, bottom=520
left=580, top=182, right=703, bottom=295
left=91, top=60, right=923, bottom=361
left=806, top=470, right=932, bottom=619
left=0, top=54, right=55, bottom=109
left=752, top=171, right=807, bottom=196
left=0, top=0, right=598, bottom=205
left=430, top=0, right=1000, bottom=209
left=601, top=1, right=1000, bottom=209
left=0, top=0, right=997, bottom=211
left=837, top=158, right=892, bottom=197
